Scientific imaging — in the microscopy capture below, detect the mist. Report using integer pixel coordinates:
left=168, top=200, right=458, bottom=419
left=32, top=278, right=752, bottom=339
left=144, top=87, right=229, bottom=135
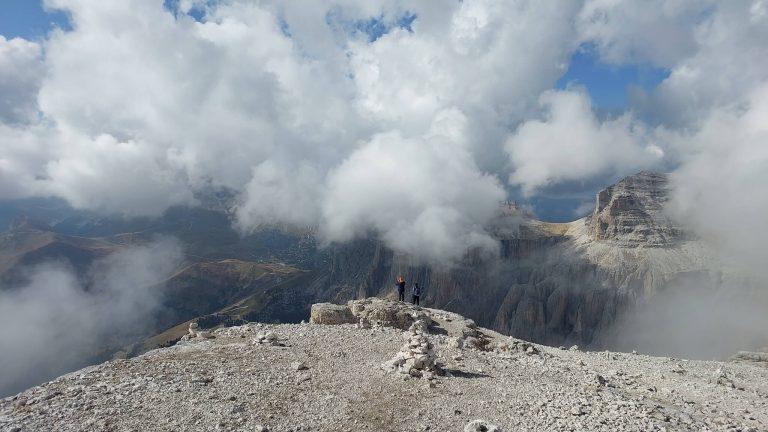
left=605, top=274, right=768, bottom=360
left=0, top=238, right=182, bottom=397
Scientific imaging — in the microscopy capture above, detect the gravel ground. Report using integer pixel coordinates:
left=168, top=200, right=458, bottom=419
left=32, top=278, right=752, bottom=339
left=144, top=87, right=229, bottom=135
left=1, top=301, right=766, bottom=432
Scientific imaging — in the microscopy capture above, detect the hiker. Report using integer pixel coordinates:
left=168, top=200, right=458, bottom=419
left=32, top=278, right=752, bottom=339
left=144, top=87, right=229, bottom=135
left=412, top=282, right=421, bottom=306
left=396, top=276, right=406, bottom=302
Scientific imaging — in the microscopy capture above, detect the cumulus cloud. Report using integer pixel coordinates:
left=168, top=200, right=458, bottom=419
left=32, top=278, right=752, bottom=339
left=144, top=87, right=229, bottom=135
left=0, top=0, right=588, bottom=261
left=45, top=132, right=196, bottom=216
left=591, top=0, right=768, bottom=127
left=505, top=89, right=663, bottom=195
left=0, top=238, right=183, bottom=397
left=0, top=36, right=44, bottom=124
left=0, top=124, right=53, bottom=199
left=322, top=109, right=505, bottom=263
left=576, top=0, right=711, bottom=68
left=236, top=160, right=324, bottom=229
left=0, top=0, right=767, bottom=265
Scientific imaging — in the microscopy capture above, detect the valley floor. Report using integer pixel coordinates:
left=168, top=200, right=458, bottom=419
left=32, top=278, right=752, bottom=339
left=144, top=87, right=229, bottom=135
left=1, top=300, right=766, bottom=432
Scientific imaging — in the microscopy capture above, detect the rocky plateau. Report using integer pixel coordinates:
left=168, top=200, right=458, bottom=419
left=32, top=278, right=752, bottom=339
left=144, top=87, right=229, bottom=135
left=1, top=299, right=766, bottom=432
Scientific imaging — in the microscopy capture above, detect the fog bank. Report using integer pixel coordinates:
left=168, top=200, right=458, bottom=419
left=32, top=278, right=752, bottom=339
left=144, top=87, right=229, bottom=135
left=0, top=238, right=182, bottom=397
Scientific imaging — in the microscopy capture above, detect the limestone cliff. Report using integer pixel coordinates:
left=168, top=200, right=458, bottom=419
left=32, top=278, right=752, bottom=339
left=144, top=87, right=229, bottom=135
left=588, top=171, right=684, bottom=246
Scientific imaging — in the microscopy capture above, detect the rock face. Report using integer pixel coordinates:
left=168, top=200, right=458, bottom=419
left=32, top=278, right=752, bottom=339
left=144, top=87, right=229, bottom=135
left=2, top=301, right=767, bottom=432
left=588, top=171, right=683, bottom=246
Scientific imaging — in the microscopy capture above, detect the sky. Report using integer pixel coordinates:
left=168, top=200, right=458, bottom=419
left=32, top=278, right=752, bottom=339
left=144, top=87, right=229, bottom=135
left=0, top=0, right=668, bottom=225
left=557, top=47, right=670, bottom=115
left=0, top=0, right=766, bottom=268
left=0, top=0, right=70, bottom=40
left=1, top=1, right=664, bottom=112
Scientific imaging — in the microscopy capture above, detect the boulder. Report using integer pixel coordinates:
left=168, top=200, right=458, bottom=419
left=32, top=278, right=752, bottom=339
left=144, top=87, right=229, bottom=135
left=309, top=303, right=356, bottom=325
left=350, top=298, right=431, bottom=330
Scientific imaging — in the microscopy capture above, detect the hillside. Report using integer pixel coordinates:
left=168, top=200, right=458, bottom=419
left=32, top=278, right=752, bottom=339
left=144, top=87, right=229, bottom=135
left=0, top=218, right=118, bottom=287
left=1, top=299, right=766, bottom=431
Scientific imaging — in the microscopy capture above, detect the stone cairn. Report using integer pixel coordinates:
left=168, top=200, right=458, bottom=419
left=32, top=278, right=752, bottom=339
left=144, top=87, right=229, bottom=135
left=382, top=320, right=440, bottom=379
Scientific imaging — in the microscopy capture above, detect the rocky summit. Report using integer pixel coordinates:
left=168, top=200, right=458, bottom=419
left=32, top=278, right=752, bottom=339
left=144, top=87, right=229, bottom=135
left=2, top=299, right=766, bottom=432
left=588, top=171, right=685, bottom=246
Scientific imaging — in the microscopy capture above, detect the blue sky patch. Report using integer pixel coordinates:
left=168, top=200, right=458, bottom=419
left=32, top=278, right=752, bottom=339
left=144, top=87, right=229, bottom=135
left=163, top=0, right=206, bottom=22
left=557, top=45, right=670, bottom=114
left=354, top=12, right=417, bottom=42
left=0, top=0, right=70, bottom=40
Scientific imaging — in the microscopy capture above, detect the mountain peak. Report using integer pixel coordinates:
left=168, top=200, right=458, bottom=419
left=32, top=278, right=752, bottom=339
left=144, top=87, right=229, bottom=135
left=588, top=172, right=684, bottom=246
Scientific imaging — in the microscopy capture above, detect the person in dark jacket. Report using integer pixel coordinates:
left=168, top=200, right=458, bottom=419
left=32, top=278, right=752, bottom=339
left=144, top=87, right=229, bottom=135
left=411, top=282, right=421, bottom=306
left=395, top=276, right=406, bottom=302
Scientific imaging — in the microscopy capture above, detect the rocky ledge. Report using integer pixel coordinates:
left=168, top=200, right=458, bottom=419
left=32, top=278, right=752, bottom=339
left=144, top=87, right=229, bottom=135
left=1, top=299, right=766, bottom=432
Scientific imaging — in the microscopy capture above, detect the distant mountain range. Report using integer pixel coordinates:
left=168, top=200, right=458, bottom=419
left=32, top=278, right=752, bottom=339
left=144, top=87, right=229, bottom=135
left=0, top=172, right=763, bottom=369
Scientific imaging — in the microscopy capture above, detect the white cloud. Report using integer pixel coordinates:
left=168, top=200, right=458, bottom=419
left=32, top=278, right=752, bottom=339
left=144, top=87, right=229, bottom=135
left=0, top=124, right=53, bottom=199
left=322, top=109, right=505, bottom=263
left=646, top=1, right=768, bottom=126
left=45, top=131, right=196, bottom=216
left=0, top=0, right=588, bottom=261
left=580, top=0, right=768, bottom=127
left=348, top=0, right=580, bottom=136
left=505, top=89, right=663, bottom=195
left=0, top=36, right=44, bottom=124
left=576, top=0, right=711, bottom=68
left=236, top=160, right=324, bottom=229
left=666, top=82, right=768, bottom=280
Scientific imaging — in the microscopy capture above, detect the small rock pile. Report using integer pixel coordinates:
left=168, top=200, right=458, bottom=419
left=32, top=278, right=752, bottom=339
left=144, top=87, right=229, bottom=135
left=382, top=320, right=440, bottom=379
left=253, top=331, right=279, bottom=346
